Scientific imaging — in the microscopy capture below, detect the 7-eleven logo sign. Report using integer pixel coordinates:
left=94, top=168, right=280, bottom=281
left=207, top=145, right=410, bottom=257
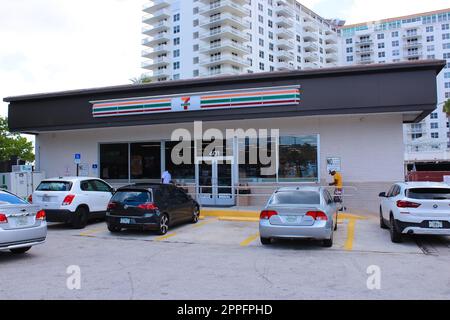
left=181, top=96, right=191, bottom=110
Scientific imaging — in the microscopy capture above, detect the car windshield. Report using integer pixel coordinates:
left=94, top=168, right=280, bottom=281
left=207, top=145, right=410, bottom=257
left=270, top=191, right=321, bottom=205
left=0, top=192, right=27, bottom=205
left=37, top=181, right=72, bottom=192
left=111, top=190, right=152, bottom=204
left=407, top=188, right=450, bottom=200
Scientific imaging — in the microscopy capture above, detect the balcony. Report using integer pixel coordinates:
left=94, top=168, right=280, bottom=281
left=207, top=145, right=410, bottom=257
left=325, top=43, right=338, bottom=53
left=276, top=61, right=294, bottom=71
left=276, top=27, right=294, bottom=39
left=149, top=69, right=171, bottom=80
left=277, top=50, right=295, bottom=60
left=142, top=33, right=170, bottom=47
left=303, top=21, right=318, bottom=32
left=303, top=62, right=319, bottom=69
left=275, top=3, right=294, bottom=18
left=355, top=48, right=374, bottom=55
left=405, top=50, right=423, bottom=58
left=142, top=8, right=171, bottom=25
left=304, top=52, right=319, bottom=62
left=200, top=66, right=243, bottom=77
left=141, top=56, right=171, bottom=70
left=303, top=41, right=318, bottom=51
left=199, top=0, right=250, bottom=17
left=303, top=32, right=319, bottom=42
left=199, top=40, right=250, bottom=55
left=143, top=0, right=170, bottom=14
left=200, top=54, right=250, bottom=67
left=142, top=20, right=170, bottom=36
left=403, top=31, right=422, bottom=39
left=142, top=44, right=170, bottom=58
left=199, top=26, right=250, bottom=42
left=403, top=41, right=423, bottom=49
left=358, top=58, right=375, bottom=65
left=355, top=39, right=373, bottom=46
left=326, top=53, right=339, bottom=62
left=276, top=39, right=295, bottom=50
left=275, top=16, right=294, bottom=28
left=199, top=13, right=250, bottom=30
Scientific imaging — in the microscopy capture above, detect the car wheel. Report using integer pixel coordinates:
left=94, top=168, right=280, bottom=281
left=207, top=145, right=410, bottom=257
left=380, top=208, right=388, bottom=229
left=260, top=237, right=271, bottom=245
left=322, top=232, right=334, bottom=248
left=72, top=206, right=89, bottom=229
left=191, top=206, right=200, bottom=224
left=157, top=214, right=169, bottom=235
left=334, top=213, right=338, bottom=231
left=10, top=246, right=32, bottom=254
left=390, top=215, right=402, bottom=243
left=107, top=224, right=121, bottom=233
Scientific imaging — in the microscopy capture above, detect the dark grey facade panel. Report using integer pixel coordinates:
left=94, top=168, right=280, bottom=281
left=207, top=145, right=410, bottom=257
left=5, top=61, right=444, bottom=133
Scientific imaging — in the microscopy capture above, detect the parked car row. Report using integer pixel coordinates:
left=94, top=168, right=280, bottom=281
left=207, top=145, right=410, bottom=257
left=2, top=177, right=450, bottom=254
left=0, top=176, right=200, bottom=254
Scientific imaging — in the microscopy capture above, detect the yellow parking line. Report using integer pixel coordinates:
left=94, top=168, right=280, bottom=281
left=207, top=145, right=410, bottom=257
left=79, top=228, right=105, bottom=237
left=240, top=233, right=260, bottom=247
left=219, top=216, right=259, bottom=222
left=155, top=233, right=177, bottom=241
left=192, top=220, right=211, bottom=228
left=344, top=219, right=356, bottom=251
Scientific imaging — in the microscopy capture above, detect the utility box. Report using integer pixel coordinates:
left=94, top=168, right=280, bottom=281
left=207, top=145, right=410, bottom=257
left=0, top=172, right=46, bottom=200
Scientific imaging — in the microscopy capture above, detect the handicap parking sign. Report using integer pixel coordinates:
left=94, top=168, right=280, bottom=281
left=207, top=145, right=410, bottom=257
left=74, top=154, right=81, bottom=164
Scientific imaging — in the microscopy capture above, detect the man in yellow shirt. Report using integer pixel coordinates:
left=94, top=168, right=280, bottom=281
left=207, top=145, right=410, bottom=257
left=329, top=170, right=343, bottom=204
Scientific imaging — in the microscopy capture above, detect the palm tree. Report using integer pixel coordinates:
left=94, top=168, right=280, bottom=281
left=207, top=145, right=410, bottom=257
left=130, top=74, right=152, bottom=84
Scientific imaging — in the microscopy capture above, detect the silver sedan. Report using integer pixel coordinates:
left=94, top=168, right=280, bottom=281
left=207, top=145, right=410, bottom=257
left=259, top=187, right=338, bottom=247
left=0, top=190, right=47, bottom=254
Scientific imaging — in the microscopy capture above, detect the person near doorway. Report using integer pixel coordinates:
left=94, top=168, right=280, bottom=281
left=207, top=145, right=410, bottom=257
left=161, top=170, right=172, bottom=184
left=329, top=170, right=343, bottom=205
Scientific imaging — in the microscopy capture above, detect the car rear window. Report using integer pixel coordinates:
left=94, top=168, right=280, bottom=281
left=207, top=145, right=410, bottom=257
left=270, top=191, right=321, bottom=205
left=111, top=190, right=152, bottom=204
left=407, top=188, right=450, bottom=200
left=0, top=192, right=27, bottom=205
left=37, top=181, right=72, bottom=192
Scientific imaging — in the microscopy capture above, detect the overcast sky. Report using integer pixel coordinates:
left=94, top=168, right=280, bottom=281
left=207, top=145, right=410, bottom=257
left=1, top=0, right=450, bottom=118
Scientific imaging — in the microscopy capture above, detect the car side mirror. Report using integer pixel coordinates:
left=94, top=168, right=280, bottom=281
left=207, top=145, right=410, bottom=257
left=379, top=192, right=386, bottom=198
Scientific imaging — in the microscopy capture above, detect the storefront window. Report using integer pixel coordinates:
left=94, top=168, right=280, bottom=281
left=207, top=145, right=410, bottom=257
left=239, top=137, right=276, bottom=182
left=100, top=144, right=129, bottom=180
left=278, top=136, right=318, bottom=182
left=165, top=141, right=195, bottom=183
left=130, top=142, right=161, bottom=180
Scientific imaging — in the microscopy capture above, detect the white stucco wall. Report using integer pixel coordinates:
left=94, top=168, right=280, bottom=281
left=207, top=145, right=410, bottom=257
left=36, top=113, right=404, bottom=184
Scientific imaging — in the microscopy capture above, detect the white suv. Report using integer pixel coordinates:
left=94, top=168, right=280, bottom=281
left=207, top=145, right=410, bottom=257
left=31, top=177, right=114, bottom=229
left=379, top=182, right=450, bottom=243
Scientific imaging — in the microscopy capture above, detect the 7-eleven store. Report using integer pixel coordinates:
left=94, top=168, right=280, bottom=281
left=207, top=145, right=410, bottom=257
left=4, top=61, right=443, bottom=212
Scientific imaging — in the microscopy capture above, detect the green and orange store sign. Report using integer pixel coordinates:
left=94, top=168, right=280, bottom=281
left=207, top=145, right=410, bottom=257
left=91, top=86, right=301, bottom=118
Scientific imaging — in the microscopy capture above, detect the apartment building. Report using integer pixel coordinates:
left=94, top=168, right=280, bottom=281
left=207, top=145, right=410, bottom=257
left=339, top=9, right=450, bottom=167
left=141, top=0, right=340, bottom=82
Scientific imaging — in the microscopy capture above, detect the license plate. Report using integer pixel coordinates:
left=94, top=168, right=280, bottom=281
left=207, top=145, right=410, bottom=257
left=286, top=216, right=298, bottom=223
left=42, top=196, right=50, bottom=202
left=429, top=221, right=443, bottom=229
left=120, top=218, right=131, bottom=224
left=13, top=216, right=30, bottom=227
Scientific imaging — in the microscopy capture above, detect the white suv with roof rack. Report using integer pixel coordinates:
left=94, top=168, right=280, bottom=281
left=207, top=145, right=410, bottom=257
left=31, top=177, right=114, bottom=229
left=379, top=182, right=450, bottom=243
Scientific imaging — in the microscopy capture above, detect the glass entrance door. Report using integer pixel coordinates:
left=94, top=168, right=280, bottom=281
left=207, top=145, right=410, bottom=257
left=196, top=157, right=235, bottom=207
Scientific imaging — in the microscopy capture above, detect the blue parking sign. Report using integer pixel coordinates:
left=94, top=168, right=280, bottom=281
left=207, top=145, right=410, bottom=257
left=74, top=153, right=81, bottom=164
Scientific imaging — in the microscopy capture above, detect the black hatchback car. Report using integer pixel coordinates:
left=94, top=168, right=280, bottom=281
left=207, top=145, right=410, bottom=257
left=105, top=184, right=200, bottom=235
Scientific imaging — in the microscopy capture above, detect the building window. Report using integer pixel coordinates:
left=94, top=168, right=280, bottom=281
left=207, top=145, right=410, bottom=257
left=431, top=133, right=439, bottom=139
left=430, top=112, right=438, bottom=119
left=173, top=25, right=180, bottom=34
left=100, top=144, right=129, bottom=180
left=173, top=13, right=180, bottom=22
left=346, top=38, right=352, bottom=44
left=173, top=61, right=180, bottom=69
left=431, top=123, right=439, bottom=129
left=278, top=136, right=318, bottom=182
left=346, top=56, right=353, bottom=62
left=130, top=142, right=161, bottom=180
left=165, top=141, right=195, bottom=182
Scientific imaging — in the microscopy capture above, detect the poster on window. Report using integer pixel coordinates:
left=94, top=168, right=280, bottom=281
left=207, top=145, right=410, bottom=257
left=326, top=157, right=341, bottom=173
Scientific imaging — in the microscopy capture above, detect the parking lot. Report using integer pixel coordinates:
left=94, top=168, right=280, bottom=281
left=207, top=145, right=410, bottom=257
left=0, top=209, right=449, bottom=300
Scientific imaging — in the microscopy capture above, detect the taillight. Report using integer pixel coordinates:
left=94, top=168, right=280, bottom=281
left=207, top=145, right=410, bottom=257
left=0, top=213, right=7, bottom=224
left=138, top=203, right=159, bottom=210
left=260, top=210, right=278, bottom=220
left=107, top=202, right=117, bottom=210
left=27, top=194, right=33, bottom=203
left=306, top=211, right=328, bottom=221
left=62, top=195, right=75, bottom=206
left=36, top=210, right=46, bottom=221
left=397, top=200, right=421, bottom=208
